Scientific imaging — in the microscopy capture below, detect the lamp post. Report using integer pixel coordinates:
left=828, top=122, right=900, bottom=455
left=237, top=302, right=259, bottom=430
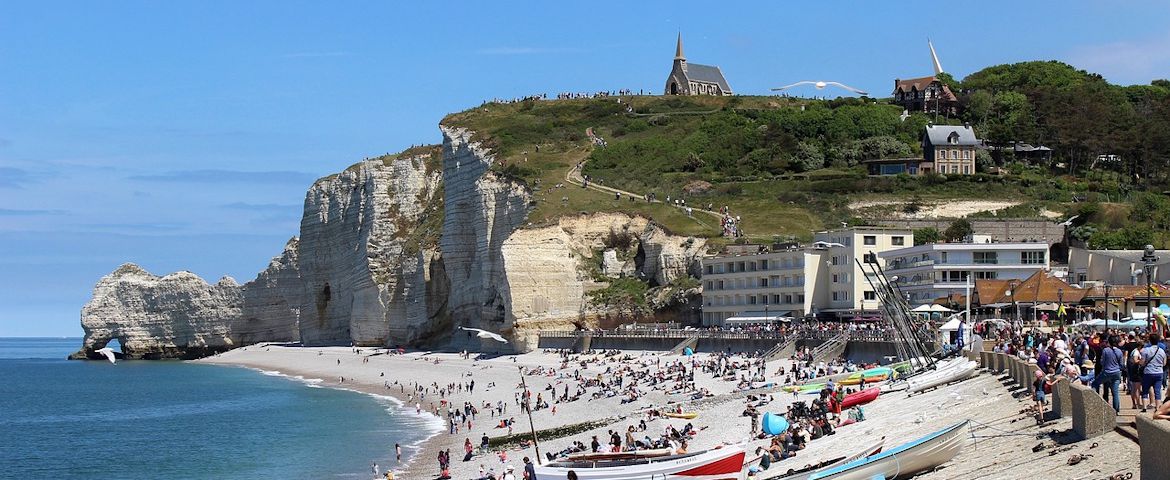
left=1009, top=280, right=1018, bottom=329
left=1058, top=287, right=1064, bottom=329
left=1143, top=244, right=1159, bottom=332
left=1104, top=284, right=1112, bottom=334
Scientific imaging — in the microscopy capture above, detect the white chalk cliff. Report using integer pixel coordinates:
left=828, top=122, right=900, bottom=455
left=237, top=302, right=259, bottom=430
left=75, top=128, right=704, bottom=359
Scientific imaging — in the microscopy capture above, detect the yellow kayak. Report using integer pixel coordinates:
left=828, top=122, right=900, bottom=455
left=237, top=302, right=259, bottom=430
left=663, top=412, right=698, bottom=419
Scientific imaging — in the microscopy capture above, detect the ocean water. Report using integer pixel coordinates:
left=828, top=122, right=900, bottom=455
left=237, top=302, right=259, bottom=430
left=0, top=338, right=440, bottom=479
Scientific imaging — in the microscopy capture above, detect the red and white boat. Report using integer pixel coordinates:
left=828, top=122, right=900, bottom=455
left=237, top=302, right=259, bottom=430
left=533, top=445, right=746, bottom=480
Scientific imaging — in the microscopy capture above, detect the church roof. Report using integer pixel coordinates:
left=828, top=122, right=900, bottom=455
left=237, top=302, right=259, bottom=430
left=685, top=63, right=732, bottom=93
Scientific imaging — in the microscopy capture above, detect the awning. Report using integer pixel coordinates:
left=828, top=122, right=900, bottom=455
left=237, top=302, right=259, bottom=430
left=1034, top=303, right=1060, bottom=311
left=723, top=313, right=794, bottom=324
left=911, top=304, right=934, bottom=313
left=928, top=304, right=954, bottom=313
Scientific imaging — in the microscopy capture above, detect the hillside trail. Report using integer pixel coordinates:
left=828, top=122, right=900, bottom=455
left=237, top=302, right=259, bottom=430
left=566, top=128, right=735, bottom=235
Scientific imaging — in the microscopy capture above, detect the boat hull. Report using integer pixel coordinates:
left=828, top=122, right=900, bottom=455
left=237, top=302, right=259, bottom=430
left=535, top=446, right=746, bottom=480
left=809, top=421, right=969, bottom=480
left=839, top=388, right=880, bottom=409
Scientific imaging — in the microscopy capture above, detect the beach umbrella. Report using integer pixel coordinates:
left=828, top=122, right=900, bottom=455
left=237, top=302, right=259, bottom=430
left=761, top=412, right=789, bottom=435
left=458, top=326, right=509, bottom=343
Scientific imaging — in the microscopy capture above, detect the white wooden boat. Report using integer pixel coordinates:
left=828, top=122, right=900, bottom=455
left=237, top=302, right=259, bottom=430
left=760, top=437, right=885, bottom=480
left=807, top=421, right=969, bottom=480
left=534, top=445, right=746, bottom=480
left=906, top=360, right=977, bottom=394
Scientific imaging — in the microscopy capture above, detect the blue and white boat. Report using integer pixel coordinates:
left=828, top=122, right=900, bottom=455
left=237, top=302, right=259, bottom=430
left=808, top=420, right=969, bottom=480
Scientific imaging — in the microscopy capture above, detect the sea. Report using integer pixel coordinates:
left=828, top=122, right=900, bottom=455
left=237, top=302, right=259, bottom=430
left=0, top=337, right=441, bottom=479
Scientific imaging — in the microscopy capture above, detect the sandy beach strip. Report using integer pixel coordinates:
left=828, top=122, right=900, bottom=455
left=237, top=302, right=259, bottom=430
left=196, top=345, right=1141, bottom=480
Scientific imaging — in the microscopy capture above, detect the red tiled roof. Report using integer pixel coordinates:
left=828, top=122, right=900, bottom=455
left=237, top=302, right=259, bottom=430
left=1083, top=284, right=1170, bottom=300
left=892, top=75, right=957, bottom=102
left=974, top=271, right=1085, bottom=305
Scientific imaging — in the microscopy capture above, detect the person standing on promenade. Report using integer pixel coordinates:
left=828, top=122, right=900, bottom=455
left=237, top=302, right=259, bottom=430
left=1140, top=333, right=1166, bottom=411
left=1095, top=335, right=1124, bottom=412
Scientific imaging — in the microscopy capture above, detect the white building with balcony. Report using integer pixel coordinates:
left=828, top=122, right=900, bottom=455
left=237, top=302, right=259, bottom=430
left=700, top=247, right=827, bottom=326
left=878, top=237, right=1051, bottom=306
left=699, top=227, right=912, bottom=325
left=813, top=227, right=913, bottom=318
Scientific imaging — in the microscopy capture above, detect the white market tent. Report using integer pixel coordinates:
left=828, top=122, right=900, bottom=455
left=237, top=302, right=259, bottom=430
left=938, top=317, right=971, bottom=346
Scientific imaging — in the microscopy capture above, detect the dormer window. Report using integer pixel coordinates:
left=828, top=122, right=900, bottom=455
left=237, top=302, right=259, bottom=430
left=948, top=132, right=960, bottom=144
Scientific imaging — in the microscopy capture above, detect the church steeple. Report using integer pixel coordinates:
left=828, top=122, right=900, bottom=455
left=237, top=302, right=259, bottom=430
left=674, top=32, right=685, bottom=61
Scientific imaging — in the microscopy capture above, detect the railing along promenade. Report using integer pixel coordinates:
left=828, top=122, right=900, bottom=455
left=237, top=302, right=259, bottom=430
left=538, top=328, right=907, bottom=343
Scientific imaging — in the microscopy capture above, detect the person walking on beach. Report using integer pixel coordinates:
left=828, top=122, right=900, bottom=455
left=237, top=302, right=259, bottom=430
left=395, top=443, right=401, bottom=463
left=371, top=462, right=379, bottom=476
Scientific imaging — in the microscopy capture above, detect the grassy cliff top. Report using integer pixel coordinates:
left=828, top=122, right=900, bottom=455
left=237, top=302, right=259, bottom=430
left=441, top=94, right=1165, bottom=249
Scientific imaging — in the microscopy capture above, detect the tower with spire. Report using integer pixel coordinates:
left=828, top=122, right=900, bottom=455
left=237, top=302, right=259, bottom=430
left=663, top=33, right=732, bottom=96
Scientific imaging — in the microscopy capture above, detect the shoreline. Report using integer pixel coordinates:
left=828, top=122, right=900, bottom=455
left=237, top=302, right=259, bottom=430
left=197, top=350, right=446, bottom=476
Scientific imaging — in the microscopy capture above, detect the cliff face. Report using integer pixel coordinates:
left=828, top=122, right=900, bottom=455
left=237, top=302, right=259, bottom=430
left=74, top=153, right=444, bottom=358
left=295, top=155, right=442, bottom=346
left=439, top=126, right=530, bottom=349
left=500, top=213, right=706, bottom=350
left=75, top=126, right=705, bottom=358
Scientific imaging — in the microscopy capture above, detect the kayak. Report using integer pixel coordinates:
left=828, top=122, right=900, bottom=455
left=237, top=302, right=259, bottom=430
left=783, top=383, right=825, bottom=393
left=840, top=388, right=880, bottom=409
left=664, top=412, right=698, bottom=420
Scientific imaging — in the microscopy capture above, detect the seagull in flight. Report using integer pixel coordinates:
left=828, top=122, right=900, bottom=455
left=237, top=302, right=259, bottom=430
left=459, top=326, right=509, bottom=344
left=95, top=347, right=117, bottom=364
left=811, top=241, right=846, bottom=249
left=771, top=81, right=868, bottom=96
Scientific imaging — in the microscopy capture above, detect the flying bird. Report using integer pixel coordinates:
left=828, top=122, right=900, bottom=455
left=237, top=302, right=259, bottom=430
left=459, top=326, right=509, bottom=344
left=771, top=81, right=868, bottom=96
left=95, top=347, right=117, bottom=364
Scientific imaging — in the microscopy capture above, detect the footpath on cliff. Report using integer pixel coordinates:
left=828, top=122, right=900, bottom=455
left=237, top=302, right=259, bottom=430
left=569, top=127, right=729, bottom=234
left=196, top=345, right=1138, bottom=480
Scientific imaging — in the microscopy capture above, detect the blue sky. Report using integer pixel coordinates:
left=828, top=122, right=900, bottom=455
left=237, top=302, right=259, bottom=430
left=3, top=1, right=1169, bottom=336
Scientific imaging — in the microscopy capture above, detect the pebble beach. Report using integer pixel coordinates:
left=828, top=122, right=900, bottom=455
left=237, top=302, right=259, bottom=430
left=197, top=345, right=1140, bottom=479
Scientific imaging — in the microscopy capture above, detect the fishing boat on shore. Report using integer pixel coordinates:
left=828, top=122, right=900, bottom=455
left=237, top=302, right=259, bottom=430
left=906, top=358, right=977, bottom=394
left=533, top=445, right=746, bottom=480
left=807, top=420, right=969, bottom=480
left=758, top=437, right=885, bottom=480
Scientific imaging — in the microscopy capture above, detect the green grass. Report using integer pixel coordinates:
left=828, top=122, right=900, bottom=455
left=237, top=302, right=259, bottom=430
left=440, top=95, right=1169, bottom=247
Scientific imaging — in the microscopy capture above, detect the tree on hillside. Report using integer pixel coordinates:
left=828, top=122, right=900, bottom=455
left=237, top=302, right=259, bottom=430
left=944, top=219, right=973, bottom=242
left=914, top=227, right=942, bottom=245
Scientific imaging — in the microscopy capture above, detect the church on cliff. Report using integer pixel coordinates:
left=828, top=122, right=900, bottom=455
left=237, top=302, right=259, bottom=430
left=664, top=33, right=732, bottom=96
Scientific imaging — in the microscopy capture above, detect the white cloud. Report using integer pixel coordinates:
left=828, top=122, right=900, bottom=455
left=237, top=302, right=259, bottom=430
left=1068, top=31, right=1170, bottom=85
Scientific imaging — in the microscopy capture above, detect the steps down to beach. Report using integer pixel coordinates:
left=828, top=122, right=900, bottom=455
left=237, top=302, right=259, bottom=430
left=809, top=332, right=848, bottom=363
left=669, top=335, right=699, bottom=354
left=762, top=337, right=797, bottom=362
left=1115, top=407, right=1141, bottom=444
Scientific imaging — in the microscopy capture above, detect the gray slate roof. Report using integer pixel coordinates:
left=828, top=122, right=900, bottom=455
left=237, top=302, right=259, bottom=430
left=924, top=124, right=979, bottom=147
left=686, top=63, right=732, bottom=93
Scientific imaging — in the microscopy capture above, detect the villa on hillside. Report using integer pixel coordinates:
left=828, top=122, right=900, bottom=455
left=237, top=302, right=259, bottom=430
left=864, top=123, right=981, bottom=176
left=924, top=123, right=979, bottom=175
left=663, top=33, right=732, bottom=96
left=892, top=76, right=958, bottom=116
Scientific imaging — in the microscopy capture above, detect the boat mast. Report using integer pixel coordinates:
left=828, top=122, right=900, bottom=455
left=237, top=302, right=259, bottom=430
left=518, top=366, right=543, bottom=464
